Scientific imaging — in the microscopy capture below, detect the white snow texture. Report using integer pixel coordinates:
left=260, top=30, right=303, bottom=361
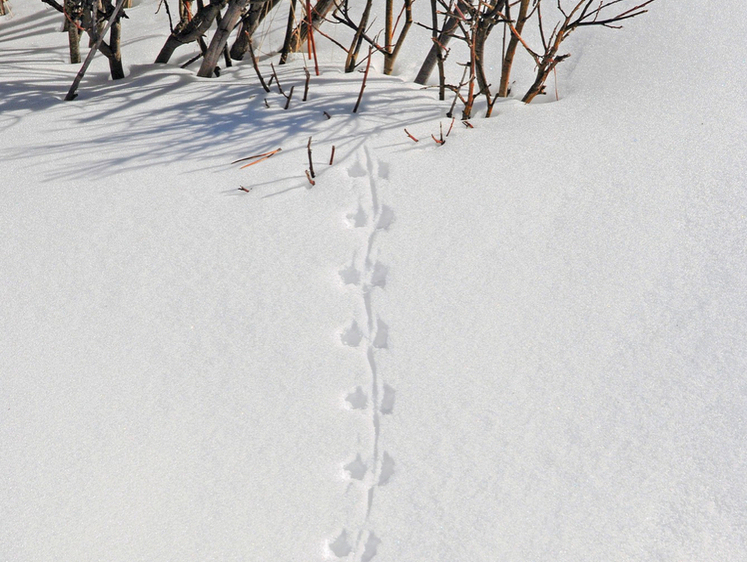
left=2, top=1, right=746, bottom=561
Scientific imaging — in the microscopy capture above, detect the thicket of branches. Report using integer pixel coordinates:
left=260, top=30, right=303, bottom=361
left=40, top=0, right=655, bottom=113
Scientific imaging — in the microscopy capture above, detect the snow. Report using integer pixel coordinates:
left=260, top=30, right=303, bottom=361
left=2, top=1, right=747, bottom=560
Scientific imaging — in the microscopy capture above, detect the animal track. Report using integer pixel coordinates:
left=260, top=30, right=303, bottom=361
left=373, top=319, right=389, bottom=349
left=341, top=321, right=363, bottom=347
left=336, top=149, right=395, bottom=559
left=347, top=161, right=367, bottom=178
left=346, top=204, right=368, bottom=228
left=346, top=387, right=368, bottom=410
left=339, top=263, right=361, bottom=286
left=361, top=532, right=382, bottom=562
left=380, top=384, right=395, bottom=415
left=329, top=530, right=353, bottom=557
left=376, top=206, right=395, bottom=231
left=378, top=452, right=395, bottom=486
left=344, top=454, right=368, bottom=480
left=370, top=262, right=388, bottom=288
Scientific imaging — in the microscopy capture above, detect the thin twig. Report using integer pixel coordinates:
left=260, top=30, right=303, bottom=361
left=307, top=137, right=315, bottom=178
left=238, top=149, right=282, bottom=169
left=353, top=46, right=373, bottom=113
left=248, top=38, right=270, bottom=92
left=231, top=148, right=282, bottom=165
left=303, top=67, right=311, bottom=101
left=305, top=169, right=316, bottom=186
left=284, top=85, right=295, bottom=109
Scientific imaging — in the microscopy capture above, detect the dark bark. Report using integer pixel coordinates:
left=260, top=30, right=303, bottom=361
left=286, top=0, right=335, bottom=55
left=155, top=0, right=228, bottom=64
left=414, top=0, right=471, bottom=85
left=278, top=0, right=297, bottom=64
left=106, top=15, right=125, bottom=78
left=65, top=0, right=127, bottom=100
left=344, top=0, right=373, bottom=72
left=40, top=0, right=64, bottom=13
left=228, top=0, right=283, bottom=61
left=197, top=0, right=248, bottom=77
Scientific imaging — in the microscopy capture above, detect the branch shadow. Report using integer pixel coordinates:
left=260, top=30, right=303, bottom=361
left=5, top=59, right=449, bottom=188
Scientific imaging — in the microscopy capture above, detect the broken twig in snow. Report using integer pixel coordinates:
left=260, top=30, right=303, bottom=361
left=233, top=148, right=282, bottom=169
left=307, top=137, right=316, bottom=178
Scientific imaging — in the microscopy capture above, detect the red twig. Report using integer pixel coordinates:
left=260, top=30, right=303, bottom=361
left=404, top=128, right=419, bottom=142
left=305, top=169, right=316, bottom=186
left=237, top=148, right=282, bottom=169
left=306, top=0, right=320, bottom=75
left=446, top=116, right=455, bottom=137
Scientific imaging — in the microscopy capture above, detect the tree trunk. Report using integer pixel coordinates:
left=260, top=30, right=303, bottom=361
left=107, top=15, right=125, bottom=78
left=344, top=0, right=373, bottom=72
left=382, top=0, right=411, bottom=75
left=65, top=0, right=127, bottom=100
left=229, top=0, right=283, bottom=61
left=278, top=0, right=297, bottom=64
left=67, top=7, right=81, bottom=63
left=286, top=0, right=335, bottom=54
left=155, top=0, right=228, bottom=64
left=498, top=0, right=529, bottom=97
left=197, top=0, right=249, bottom=77
left=414, top=0, right=470, bottom=85
left=468, top=0, right=505, bottom=106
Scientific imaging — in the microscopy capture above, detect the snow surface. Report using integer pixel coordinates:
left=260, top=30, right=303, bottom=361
left=2, top=1, right=747, bottom=560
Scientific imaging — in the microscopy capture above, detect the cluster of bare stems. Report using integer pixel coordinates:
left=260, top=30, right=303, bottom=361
left=43, top=0, right=655, bottom=111
left=41, top=0, right=132, bottom=84
left=414, top=0, right=655, bottom=118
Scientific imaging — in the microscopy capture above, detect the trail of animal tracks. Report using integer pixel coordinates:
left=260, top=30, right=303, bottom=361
left=3, top=1, right=747, bottom=561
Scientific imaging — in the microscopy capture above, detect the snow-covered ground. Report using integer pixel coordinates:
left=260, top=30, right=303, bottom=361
left=2, top=1, right=746, bottom=560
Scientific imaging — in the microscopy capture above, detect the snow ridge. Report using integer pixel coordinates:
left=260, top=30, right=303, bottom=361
left=335, top=146, right=395, bottom=562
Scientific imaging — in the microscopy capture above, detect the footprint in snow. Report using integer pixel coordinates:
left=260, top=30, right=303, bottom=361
left=344, top=454, right=367, bottom=480
left=339, top=263, right=361, bottom=286
left=345, top=387, right=368, bottom=410
left=378, top=452, right=395, bottom=486
left=346, top=204, right=368, bottom=228
left=370, top=262, right=388, bottom=289
left=361, top=532, right=381, bottom=562
left=380, top=384, right=395, bottom=415
left=341, top=321, right=363, bottom=347
left=376, top=206, right=395, bottom=231
left=373, top=319, right=388, bottom=349
left=347, top=161, right=367, bottom=178
left=329, top=530, right=353, bottom=557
